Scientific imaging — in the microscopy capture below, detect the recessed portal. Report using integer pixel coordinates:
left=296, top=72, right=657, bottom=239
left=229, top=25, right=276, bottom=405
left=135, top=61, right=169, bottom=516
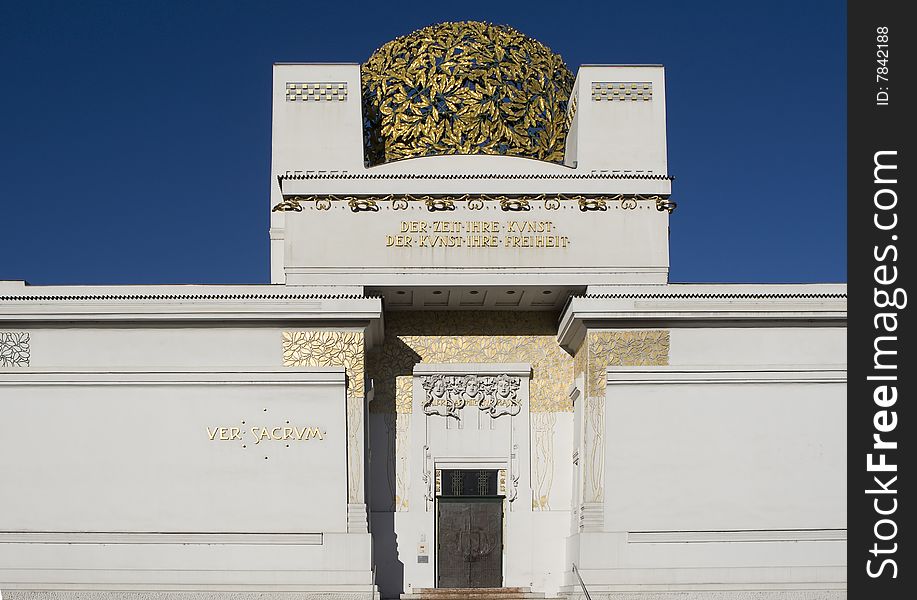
left=436, top=469, right=503, bottom=588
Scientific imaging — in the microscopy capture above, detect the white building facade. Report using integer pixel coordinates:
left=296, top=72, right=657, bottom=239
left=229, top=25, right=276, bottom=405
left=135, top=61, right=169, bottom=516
left=1, top=22, right=846, bottom=600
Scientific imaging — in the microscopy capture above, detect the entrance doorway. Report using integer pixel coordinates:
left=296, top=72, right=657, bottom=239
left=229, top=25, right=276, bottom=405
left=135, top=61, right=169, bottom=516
left=436, top=469, right=503, bottom=588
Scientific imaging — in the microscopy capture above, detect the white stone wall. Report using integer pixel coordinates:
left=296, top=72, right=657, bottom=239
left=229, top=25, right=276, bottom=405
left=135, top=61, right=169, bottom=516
left=0, top=368, right=378, bottom=591
left=0, top=289, right=381, bottom=596
left=270, top=64, right=672, bottom=288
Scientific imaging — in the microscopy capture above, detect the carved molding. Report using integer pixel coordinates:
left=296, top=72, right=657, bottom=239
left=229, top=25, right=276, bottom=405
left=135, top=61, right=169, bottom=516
left=0, top=331, right=30, bottom=367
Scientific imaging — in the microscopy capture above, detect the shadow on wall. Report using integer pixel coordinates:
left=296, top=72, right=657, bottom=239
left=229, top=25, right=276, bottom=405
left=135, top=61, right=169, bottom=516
left=370, top=511, right=404, bottom=598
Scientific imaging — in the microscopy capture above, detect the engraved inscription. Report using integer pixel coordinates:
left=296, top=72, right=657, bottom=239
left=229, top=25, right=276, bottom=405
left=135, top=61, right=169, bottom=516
left=387, top=220, right=569, bottom=249
left=207, top=425, right=326, bottom=443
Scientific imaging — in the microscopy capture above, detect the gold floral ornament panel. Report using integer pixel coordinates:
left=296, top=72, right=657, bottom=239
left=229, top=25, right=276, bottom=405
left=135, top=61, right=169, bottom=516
left=366, top=312, right=572, bottom=414
left=361, top=21, right=575, bottom=166
left=575, top=330, right=670, bottom=398
left=282, top=331, right=365, bottom=398
left=0, top=332, right=30, bottom=367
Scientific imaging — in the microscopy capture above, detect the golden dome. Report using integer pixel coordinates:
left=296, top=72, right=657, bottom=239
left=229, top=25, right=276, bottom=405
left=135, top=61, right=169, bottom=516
left=361, top=21, right=575, bottom=166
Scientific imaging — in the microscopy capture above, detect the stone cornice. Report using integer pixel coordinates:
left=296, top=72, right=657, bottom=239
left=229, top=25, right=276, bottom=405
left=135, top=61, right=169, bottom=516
left=558, top=284, right=848, bottom=351
left=278, top=171, right=674, bottom=181
left=277, top=169, right=674, bottom=198
left=577, top=291, right=847, bottom=300
left=605, top=365, right=848, bottom=385
left=0, top=367, right=346, bottom=385
left=0, top=283, right=384, bottom=343
left=0, top=293, right=371, bottom=301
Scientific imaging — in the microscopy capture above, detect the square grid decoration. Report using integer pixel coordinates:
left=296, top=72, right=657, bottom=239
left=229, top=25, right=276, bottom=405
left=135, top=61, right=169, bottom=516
left=286, top=82, right=348, bottom=102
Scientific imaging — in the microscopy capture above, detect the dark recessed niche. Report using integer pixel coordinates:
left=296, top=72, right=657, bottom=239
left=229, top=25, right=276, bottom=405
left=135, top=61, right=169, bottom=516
left=542, top=290, right=552, bottom=295
left=506, top=290, right=516, bottom=295
left=469, top=290, right=479, bottom=295
left=432, top=290, right=443, bottom=295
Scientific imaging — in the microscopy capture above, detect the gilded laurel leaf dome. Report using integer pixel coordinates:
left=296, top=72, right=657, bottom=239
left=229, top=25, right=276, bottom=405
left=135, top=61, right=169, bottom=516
left=361, top=21, right=575, bottom=166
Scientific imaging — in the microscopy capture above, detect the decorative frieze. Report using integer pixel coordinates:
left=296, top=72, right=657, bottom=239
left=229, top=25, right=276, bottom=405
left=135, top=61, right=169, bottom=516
left=0, top=331, right=30, bottom=367
left=420, top=373, right=522, bottom=419
left=591, top=81, right=653, bottom=101
left=273, top=192, right=674, bottom=213
left=285, top=81, right=348, bottom=102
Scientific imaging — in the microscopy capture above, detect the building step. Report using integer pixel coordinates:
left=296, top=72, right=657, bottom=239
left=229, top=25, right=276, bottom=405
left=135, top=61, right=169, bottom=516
left=402, top=588, right=546, bottom=600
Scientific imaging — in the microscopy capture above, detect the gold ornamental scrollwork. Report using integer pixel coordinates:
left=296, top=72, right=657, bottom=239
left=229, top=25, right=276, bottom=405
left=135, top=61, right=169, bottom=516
left=467, top=197, right=485, bottom=210
left=273, top=193, right=674, bottom=212
left=425, top=198, right=456, bottom=212
left=578, top=198, right=607, bottom=211
left=271, top=197, right=304, bottom=212
left=499, top=197, right=531, bottom=212
left=655, top=197, right=677, bottom=213
left=348, top=198, right=380, bottom=212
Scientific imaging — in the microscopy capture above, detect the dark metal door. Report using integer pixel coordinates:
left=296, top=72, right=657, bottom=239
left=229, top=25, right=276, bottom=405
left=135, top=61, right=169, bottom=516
left=437, top=497, right=503, bottom=588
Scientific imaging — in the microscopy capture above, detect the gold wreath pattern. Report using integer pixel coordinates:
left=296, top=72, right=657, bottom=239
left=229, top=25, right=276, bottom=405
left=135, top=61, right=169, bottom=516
left=361, top=21, right=575, bottom=166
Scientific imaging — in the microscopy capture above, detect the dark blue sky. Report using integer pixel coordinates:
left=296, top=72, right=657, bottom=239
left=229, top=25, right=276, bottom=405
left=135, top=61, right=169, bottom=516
left=0, top=0, right=846, bottom=285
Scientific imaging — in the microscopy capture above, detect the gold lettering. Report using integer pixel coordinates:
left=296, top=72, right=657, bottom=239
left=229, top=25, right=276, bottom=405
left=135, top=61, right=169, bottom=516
left=208, top=424, right=324, bottom=443
left=401, top=221, right=426, bottom=233
left=387, top=235, right=413, bottom=247
left=252, top=427, right=271, bottom=444
left=389, top=220, right=563, bottom=250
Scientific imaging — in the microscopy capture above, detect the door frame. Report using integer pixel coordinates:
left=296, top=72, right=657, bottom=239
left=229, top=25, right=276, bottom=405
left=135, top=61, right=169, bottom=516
left=434, top=468, right=506, bottom=588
